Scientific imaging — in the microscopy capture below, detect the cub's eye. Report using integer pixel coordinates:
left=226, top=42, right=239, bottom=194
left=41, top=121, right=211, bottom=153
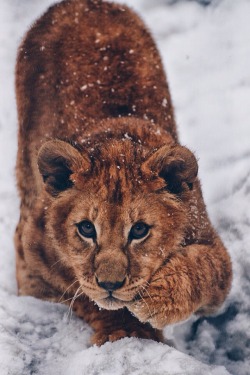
left=77, top=220, right=96, bottom=239
left=129, top=222, right=150, bottom=240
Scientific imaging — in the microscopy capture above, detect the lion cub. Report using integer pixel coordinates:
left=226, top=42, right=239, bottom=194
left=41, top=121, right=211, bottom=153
left=15, top=0, right=232, bottom=345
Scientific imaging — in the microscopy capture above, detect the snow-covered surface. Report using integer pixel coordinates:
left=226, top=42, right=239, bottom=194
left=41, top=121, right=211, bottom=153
left=0, top=0, right=250, bottom=374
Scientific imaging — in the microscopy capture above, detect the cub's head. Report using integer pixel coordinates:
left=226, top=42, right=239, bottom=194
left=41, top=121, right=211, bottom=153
left=37, top=136, right=198, bottom=310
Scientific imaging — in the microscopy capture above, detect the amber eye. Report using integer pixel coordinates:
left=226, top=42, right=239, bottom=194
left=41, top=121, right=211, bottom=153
left=129, top=222, right=150, bottom=240
left=77, top=220, right=96, bottom=239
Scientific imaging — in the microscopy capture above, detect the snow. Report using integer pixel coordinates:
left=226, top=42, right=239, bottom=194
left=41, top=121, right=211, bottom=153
left=0, top=0, right=250, bottom=374
left=0, top=290, right=231, bottom=375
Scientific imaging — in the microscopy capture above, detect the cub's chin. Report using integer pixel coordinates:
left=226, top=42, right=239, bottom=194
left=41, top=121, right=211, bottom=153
left=96, top=296, right=128, bottom=311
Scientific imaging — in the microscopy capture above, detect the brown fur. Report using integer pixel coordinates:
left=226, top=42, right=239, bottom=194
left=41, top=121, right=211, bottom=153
left=15, top=0, right=232, bottom=346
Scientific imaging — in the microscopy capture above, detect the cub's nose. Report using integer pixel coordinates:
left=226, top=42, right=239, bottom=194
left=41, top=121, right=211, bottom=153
left=97, top=278, right=126, bottom=292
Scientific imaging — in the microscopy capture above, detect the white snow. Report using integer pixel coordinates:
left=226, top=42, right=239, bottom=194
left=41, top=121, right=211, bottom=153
left=1, top=0, right=250, bottom=374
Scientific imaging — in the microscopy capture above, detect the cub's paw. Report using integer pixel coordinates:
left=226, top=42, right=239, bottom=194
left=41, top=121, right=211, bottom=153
left=127, top=288, right=194, bottom=329
left=91, top=324, right=163, bottom=346
left=128, top=299, right=165, bottom=330
left=127, top=277, right=194, bottom=329
left=91, top=329, right=131, bottom=346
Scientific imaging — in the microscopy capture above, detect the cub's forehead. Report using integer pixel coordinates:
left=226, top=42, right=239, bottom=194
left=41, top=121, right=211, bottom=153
left=64, top=165, right=177, bottom=227
left=71, top=138, right=167, bottom=205
left=67, top=188, right=166, bottom=227
left=75, top=140, right=147, bottom=202
left=88, top=138, right=144, bottom=168
left=82, top=166, right=144, bottom=205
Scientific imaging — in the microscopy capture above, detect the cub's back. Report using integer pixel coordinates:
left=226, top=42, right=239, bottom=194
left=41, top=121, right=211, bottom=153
left=16, top=0, right=176, bottom=144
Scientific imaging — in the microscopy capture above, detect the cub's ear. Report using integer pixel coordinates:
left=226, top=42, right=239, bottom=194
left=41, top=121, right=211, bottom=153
left=142, top=145, right=198, bottom=194
left=37, top=140, right=90, bottom=196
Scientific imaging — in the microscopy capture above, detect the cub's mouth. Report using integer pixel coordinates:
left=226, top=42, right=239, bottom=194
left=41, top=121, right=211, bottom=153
left=96, top=294, right=130, bottom=310
left=78, top=277, right=144, bottom=311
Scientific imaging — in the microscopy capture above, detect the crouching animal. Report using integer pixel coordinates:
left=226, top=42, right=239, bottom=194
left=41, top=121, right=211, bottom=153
left=15, top=0, right=232, bottom=345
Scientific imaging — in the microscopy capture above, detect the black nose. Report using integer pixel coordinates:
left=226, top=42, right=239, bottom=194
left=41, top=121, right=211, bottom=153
left=97, top=279, right=125, bottom=292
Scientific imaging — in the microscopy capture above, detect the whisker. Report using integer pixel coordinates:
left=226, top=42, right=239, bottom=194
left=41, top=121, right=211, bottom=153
left=67, top=291, right=85, bottom=322
left=50, top=258, right=63, bottom=270
left=58, top=279, right=78, bottom=303
left=141, top=284, right=153, bottom=303
left=66, top=286, right=84, bottom=322
left=140, top=284, right=156, bottom=315
left=66, top=287, right=80, bottom=321
left=60, top=295, right=77, bottom=305
left=138, top=289, right=153, bottom=319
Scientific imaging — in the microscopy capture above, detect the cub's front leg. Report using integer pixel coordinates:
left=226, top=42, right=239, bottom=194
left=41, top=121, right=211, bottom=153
left=127, top=241, right=232, bottom=329
left=72, top=299, right=163, bottom=346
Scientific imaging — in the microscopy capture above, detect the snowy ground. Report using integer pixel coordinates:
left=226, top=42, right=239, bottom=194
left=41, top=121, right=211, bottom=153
left=0, top=0, right=250, bottom=374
